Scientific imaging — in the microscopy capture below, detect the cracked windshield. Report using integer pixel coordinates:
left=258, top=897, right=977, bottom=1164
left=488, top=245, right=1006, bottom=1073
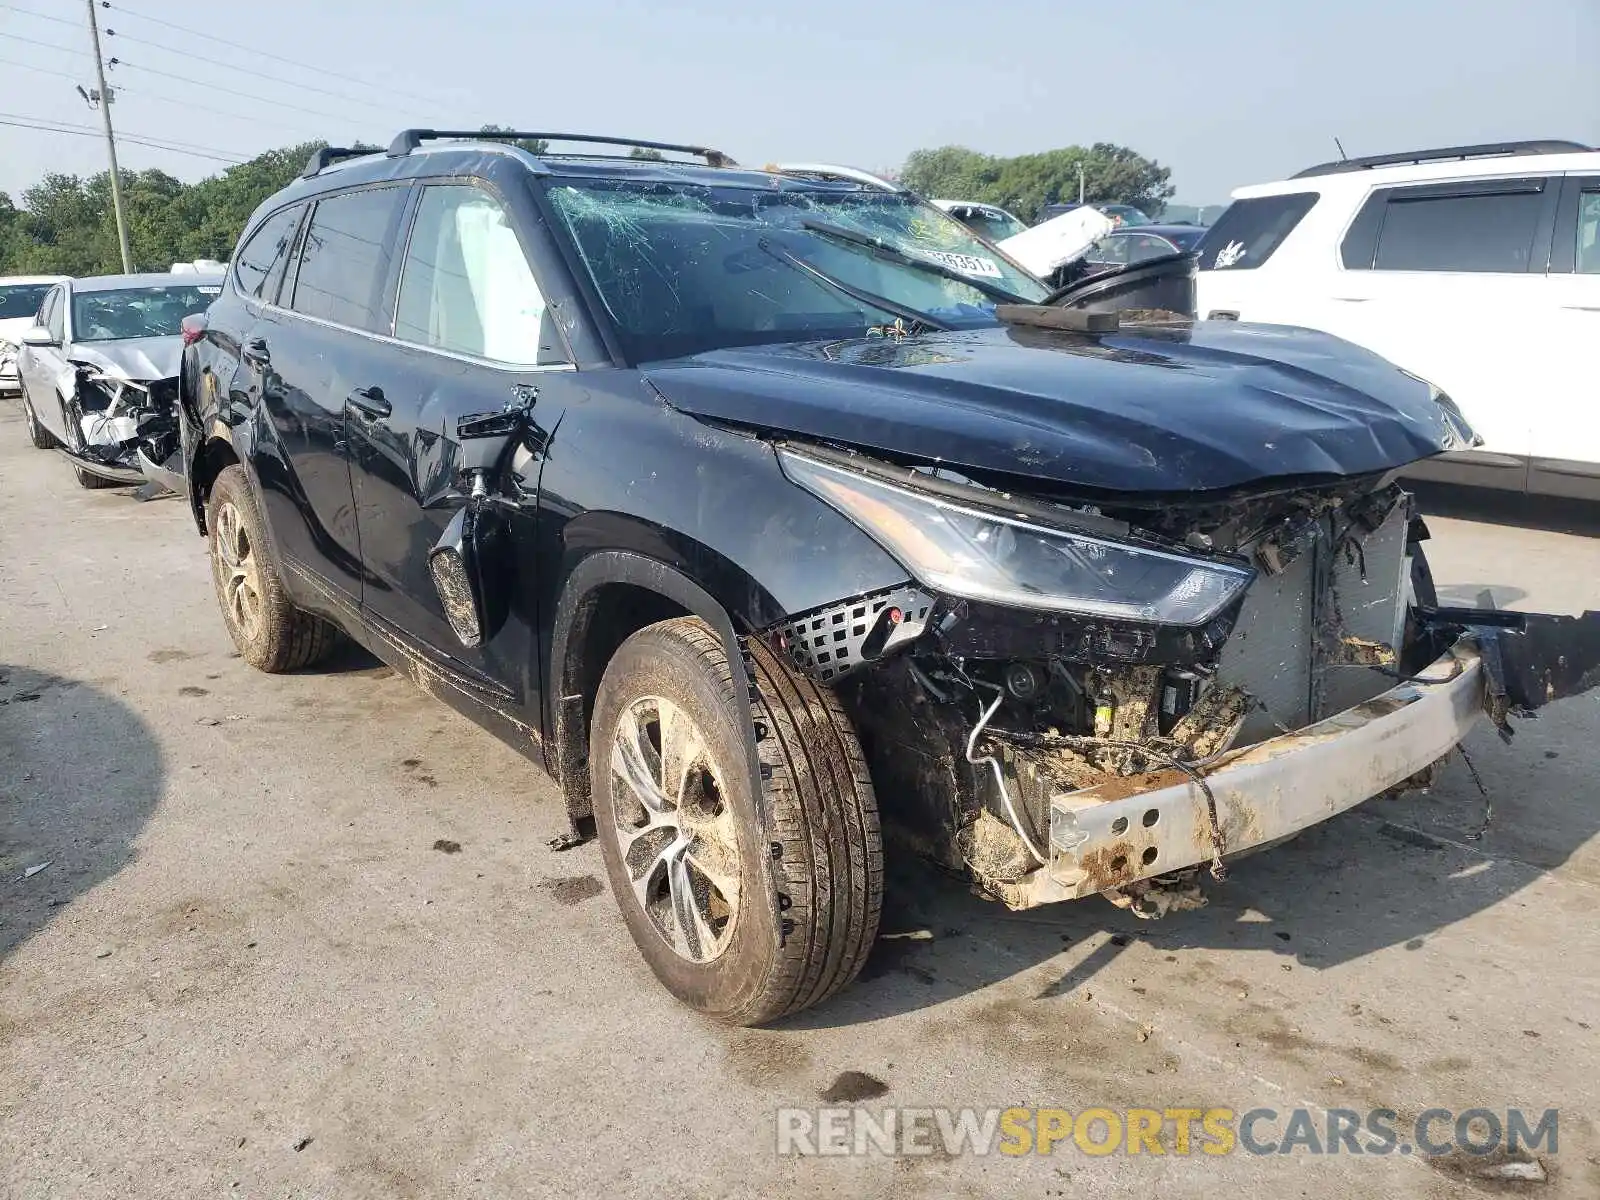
left=546, top=179, right=1048, bottom=359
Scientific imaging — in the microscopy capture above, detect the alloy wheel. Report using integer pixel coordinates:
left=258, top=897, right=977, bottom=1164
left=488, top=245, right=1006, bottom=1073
left=609, top=695, right=742, bottom=963
left=213, top=499, right=265, bottom=644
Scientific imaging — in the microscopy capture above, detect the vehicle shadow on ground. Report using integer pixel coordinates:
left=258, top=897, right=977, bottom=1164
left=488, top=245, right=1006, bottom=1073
left=0, top=665, right=164, bottom=961
left=1435, top=583, right=1528, bottom=608
left=298, top=639, right=388, bottom=676
left=785, top=704, right=1600, bottom=1029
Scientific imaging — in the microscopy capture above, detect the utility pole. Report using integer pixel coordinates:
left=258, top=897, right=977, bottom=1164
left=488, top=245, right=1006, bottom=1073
left=1077, top=162, right=1085, bottom=205
left=84, top=0, right=132, bottom=272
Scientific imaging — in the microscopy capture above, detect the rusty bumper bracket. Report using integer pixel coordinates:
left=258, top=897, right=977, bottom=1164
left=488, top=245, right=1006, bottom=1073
left=1416, top=605, right=1600, bottom=719
left=1031, top=641, right=1485, bottom=905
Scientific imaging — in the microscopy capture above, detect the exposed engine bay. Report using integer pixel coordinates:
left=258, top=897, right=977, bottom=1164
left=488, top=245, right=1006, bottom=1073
left=62, top=363, right=182, bottom=487
left=762, top=447, right=1596, bottom=918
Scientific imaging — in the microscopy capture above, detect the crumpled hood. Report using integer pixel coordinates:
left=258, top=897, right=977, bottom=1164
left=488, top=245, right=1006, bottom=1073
left=642, top=322, right=1476, bottom=495
left=67, top=335, right=181, bottom=382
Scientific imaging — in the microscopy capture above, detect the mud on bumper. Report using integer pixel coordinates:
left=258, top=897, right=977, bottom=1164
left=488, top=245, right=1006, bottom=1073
left=1025, top=640, right=1483, bottom=905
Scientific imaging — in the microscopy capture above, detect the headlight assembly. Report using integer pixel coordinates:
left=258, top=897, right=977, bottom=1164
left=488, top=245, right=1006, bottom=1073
left=780, top=449, right=1254, bottom=626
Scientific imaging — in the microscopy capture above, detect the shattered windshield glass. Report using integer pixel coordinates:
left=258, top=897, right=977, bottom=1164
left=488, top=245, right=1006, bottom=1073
left=544, top=178, right=1049, bottom=360
left=71, top=286, right=218, bottom=343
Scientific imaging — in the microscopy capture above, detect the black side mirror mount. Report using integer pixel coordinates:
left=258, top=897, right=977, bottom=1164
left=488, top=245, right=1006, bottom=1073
left=428, top=387, right=538, bottom=648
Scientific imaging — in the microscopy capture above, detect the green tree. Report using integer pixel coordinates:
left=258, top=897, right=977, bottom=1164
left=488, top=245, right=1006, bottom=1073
left=477, top=124, right=550, bottom=155
left=0, top=142, right=331, bottom=276
left=900, top=143, right=1175, bottom=222
left=899, top=146, right=999, bottom=200
left=628, top=146, right=665, bottom=161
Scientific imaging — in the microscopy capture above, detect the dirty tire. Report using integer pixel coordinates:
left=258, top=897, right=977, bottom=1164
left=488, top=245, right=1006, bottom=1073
left=591, top=617, right=882, bottom=1026
left=19, top=385, right=58, bottom=449
left=1401, top=543, right=1439, bottom=675
left=73, top=464, right=123, bottom=489
left=206, top=464, right=340, bottom=673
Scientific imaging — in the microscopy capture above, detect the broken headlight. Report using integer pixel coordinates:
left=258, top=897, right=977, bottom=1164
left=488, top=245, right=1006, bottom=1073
left=780, top=450, right=1253, bottom=625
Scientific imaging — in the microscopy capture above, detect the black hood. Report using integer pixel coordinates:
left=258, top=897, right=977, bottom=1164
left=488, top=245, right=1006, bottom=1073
left=641, top=321, right=1475, bottom=495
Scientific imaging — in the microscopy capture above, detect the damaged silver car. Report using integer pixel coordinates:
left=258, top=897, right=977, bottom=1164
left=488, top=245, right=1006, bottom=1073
left=15, top=272, right=221, bottom=490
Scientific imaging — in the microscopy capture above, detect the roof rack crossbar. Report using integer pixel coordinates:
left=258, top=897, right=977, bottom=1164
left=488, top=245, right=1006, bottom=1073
left=1292, top=139, right=1592, bottom=178
left=385, top=129, right=735, bottom=167
left=765, top=163, right=902, bottom=192
left=300, top=146, right=370, bottom=178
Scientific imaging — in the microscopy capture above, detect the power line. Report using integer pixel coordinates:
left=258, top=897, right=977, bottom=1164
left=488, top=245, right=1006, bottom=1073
left=0, top=52, right=327, bottom=141
left=101, top=28, right=407, bottom=117
left=103, top=0, right=454, bottom=111
left=0, top=109, right=246, bottom=159
left=110, top=78, right=342, bottom=141
left=0, top=29, right=89, bottom=56
left=0, top=54, right=81, bottom=81
left=108, top=57, right=375, bottom=126
left=0, top=113, right=243, bottom=163
left=0, top=1, right=78, bottom=26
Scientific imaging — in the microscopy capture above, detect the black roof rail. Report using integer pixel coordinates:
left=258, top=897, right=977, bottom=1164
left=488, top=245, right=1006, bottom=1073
left=299, top=146, right=372, bottom=179
left=1292, top=139, right=1592, bottom=179
left=385, top=129, right=736, bottom=167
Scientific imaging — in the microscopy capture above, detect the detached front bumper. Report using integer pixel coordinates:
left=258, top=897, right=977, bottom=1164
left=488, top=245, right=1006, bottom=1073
left=1030, top=640, right=1483, bottom=903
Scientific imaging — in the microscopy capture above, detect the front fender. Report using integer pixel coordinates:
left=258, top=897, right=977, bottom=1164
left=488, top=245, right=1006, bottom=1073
left=536, top=374, right=910, bottom=623
left=547, top=549, right=766, bottom=834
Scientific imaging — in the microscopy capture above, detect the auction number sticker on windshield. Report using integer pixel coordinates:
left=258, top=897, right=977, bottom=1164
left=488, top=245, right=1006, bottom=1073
left=198, top=286, right=221, bottom=295
left=917, top=250, right=1004, bottom=279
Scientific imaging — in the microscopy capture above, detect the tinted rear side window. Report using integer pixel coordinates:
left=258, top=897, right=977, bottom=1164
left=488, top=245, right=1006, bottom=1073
left=0, top=283, right=52, bottom=319
left=1370, top=181, right=1546, bottom=272
left=1196, top=192, right=1319, bottom=270
left=289, top=186, right=409, bottom=331
left=234, top=206, right=301, bottom=300
left=1578, top=190, right=1600, bottom=273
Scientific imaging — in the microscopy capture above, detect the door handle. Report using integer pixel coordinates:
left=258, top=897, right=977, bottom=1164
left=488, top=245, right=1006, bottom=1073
left=241, top=337, right=270, bottom=367
left=1331, top=296, right=1372, bottom=303
left=346, top=386, right=391, bottom=419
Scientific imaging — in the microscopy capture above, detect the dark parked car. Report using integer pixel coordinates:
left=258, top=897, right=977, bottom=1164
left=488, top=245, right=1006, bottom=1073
left=1040, top=202, right=1153, bottom=226
left=1082, top=224, right=1209, bottom=271
left=177, top=130, right=1598, bottom=1025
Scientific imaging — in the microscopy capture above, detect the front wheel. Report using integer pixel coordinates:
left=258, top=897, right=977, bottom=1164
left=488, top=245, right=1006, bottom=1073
left=19, top=384, right=58, bottom=450
left=591, top=617, right=882, bottom=1026
left=73, top=464, right=123, bottom=489
left=206, top=464, right=341, bottom=672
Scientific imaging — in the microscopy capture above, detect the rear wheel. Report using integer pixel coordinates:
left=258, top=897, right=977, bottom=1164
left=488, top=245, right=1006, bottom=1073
left=19, top=384, right=58, bottom=450
left=591, top=617, right=882, bottom=1025
left=206, top=464, right=341, bottom=672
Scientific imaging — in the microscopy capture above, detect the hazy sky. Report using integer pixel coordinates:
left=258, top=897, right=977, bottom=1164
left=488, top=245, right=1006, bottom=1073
left=1, top=0, right=1595, bottom=205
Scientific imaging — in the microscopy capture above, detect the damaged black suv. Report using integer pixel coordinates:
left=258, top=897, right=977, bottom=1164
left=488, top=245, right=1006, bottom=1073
left=177, top=130, right=1598, bottom=1025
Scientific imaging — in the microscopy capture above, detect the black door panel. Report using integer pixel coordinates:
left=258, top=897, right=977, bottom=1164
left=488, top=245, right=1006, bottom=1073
left=246, top=310, right=365, bottom=608
left=344, top=341, right=543, bottom=701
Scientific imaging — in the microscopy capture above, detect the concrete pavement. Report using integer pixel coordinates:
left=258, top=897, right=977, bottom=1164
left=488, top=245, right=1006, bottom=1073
left=2, top=401, right=1597, bottom=1198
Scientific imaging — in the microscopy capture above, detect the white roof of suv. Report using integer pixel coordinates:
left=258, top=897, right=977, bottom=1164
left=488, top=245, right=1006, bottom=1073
left=1236, top=139, right=1598, bottom=198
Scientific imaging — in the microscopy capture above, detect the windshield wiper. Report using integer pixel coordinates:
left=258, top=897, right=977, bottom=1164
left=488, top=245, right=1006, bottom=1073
left=798, top=218, right=1036, bottom=306
left=758, top=238, right=951, bottom=333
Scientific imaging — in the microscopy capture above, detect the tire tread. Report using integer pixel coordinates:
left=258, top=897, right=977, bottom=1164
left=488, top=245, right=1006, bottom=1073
left=208, top=465, right=342, bottom=673
left=591, top=617, right=881, bottom=1025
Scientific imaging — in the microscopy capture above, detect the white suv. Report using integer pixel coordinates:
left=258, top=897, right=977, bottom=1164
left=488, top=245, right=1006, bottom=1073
left=1193, top=140, right=1599, bottom=498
